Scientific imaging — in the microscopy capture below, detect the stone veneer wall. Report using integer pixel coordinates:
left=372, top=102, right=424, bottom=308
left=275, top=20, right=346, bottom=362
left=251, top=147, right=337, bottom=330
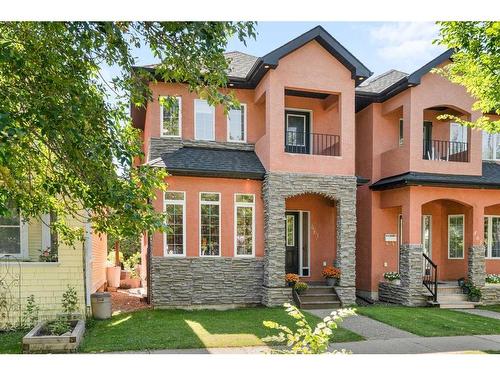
left=151, top=257, right=264, bottom=307
left=468, top=245, right=486, bottom=287
left=379, top=244, right=427, bottom=306
left=482, top=284, right=500, bottom=305
left=262, top=172, right=357, bottom=306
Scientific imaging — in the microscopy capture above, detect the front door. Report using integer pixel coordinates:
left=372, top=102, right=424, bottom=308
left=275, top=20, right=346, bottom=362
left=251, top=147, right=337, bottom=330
left=285, top=110, right=310, bottom=154
left=285, top=212, right=299, bottom=274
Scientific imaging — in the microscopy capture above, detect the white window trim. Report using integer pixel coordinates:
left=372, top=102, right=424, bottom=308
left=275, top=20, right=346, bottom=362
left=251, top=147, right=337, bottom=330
left=422, top=215, right=432, bottom=259
left=399, top=118, right=404, bottom=146
left=482, top=131, right=500, bottom=161
left=194, top=99, right=215, bottom=141
left=284, top=107, right=314, bottom=151
left=485, top=215, right=500, bottom=259
left=164, top=191, right=186, bottom=257
left=448, top=214, right=465, bottom=259
left=160, top=96, right=182, bottom=138
left=227, top=103, right=247, bottom=143
left=0, top=213, right=29, bottom=259
left=199, top=192, right=221, bottom=257
left=41, top=213, right=51, bottom=251
left=234, top=193, right=255, bottom=257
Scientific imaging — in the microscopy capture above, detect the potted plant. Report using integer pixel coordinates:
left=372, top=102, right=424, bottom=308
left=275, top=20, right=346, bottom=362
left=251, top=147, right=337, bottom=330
left=462, top=280, right=472, bottom=295
left=468, top=284, right=482, bottom=302
left=383, top=272, right=400, bottom=285
left=322, top=266, right=340, bottom=286
left=293, top=281, right=308, bottom=295
left=486, top=274, right=500, bottom=284
left=285, top=273, right=299, bottom=287
left=106, top=242, right=122, bottom=288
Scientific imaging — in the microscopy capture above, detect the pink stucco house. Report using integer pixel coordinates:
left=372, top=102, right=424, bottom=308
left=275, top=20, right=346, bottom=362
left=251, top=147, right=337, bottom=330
left=132, top=25, right=500, bottom=309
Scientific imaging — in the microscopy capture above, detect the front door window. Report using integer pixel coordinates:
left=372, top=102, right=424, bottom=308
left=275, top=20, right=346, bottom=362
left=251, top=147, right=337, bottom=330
left=285, top=212, right=299, bottom=274
left=422, top=215, right=432, bottom=276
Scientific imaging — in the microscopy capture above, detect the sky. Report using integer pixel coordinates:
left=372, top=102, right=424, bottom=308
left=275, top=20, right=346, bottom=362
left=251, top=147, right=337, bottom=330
left=126, top=21, right=446, bottom=80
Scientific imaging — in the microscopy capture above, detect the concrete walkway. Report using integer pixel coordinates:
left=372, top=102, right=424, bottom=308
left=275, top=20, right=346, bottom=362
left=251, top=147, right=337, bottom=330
left=454, top=308, right=500, bottom=320
left=306, top=309, right=417, bottom=340
left=115, top=334, right=500, bottom=354
left=329, top=334, right=500, bottom=354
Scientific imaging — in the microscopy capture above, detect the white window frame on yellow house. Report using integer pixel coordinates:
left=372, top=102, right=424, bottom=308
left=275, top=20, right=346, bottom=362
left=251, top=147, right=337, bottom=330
left=0, top=210, right=29, bottom=259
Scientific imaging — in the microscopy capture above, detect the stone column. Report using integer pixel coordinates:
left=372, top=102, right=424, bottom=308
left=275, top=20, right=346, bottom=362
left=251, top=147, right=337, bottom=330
left=468, top=245, right=486, bottom=287
left=262, top=173, right=292, bottom=306
left=399, top=244, right=426, bottom=306
left=335, top=192, right=357, bottom=305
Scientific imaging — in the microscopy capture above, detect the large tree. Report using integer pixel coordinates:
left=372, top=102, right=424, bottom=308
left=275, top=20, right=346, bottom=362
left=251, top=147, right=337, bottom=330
left=435, top=21, right=500, bottom=132
left=0, top=22, right=256, bottom=243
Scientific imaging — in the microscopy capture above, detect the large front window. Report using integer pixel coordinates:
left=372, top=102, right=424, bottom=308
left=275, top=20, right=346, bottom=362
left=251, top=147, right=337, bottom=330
left=234, top=194, right=254, bottom=256
left=482, top=131, right=500, bottom=161
left=484, top=216, right=500, bottom=259
left=448, top=214, right=464, bottom=259
left=200, top=192, right=220, bottom=256
left=228, top=104, right=246, bottom=142
left=195, top=99, right=215, bottom=141
left=164, top=192, right=185, bottom=256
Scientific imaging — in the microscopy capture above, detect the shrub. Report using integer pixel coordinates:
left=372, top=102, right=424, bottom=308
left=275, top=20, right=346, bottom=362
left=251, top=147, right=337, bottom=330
left=322, top=266, right=340, bottom=279
left=486, top=274, right=500, bottom=284
left=124, top=252, right=141, bottom=278
left=293, top=282, right=308, bottom=294
left=285, top=273, right=300, bottom=284
left=62, top=285, right=79, bottom=316
left=468, top=284, right=482, bottom=300
left=263, top=303, right=355, bottom=354
left=383, top=272, right=400, bottom=281
left=22, top=294, right=40, bottom=329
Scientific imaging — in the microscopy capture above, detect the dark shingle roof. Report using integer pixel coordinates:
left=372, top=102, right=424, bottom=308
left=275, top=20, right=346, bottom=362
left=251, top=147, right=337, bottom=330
left=356, top=69, right=408, bottom=94
left=224, top=51, right=259, bottom=79
left=148, top=147, right=266, bottom=180
left=371, top=161, right=500, bottom=190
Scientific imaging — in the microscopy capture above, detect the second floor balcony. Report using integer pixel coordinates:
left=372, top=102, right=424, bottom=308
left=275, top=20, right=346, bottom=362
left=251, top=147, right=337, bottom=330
left=422, top=139, right=470, bottom=163
left=285, top=130, right=340, bottom=156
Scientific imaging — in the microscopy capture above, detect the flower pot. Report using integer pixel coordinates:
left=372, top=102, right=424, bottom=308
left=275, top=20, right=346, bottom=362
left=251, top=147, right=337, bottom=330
left=106, top=266, right=121, bottom=288
left=120, top=270, right=130, bottom=280
left=469, top=295, right=480, bottom=302
left=287, top=281, right=296, bottom=287
left=325, top=277, right=338, bottom=287
left=388, top=279, right=401, bottom=285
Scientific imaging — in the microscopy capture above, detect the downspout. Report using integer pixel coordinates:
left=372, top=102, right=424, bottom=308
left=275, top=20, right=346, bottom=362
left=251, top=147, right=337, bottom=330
left=83, top=220, right=92, bottom=316
left=146, top=231, right=152, bottom=305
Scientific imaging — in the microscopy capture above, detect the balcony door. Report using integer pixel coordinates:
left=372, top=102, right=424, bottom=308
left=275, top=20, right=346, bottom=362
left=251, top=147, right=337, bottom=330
left=285, top=110, right=310, bottom=154
left=423, top=121, right=433, bottom=159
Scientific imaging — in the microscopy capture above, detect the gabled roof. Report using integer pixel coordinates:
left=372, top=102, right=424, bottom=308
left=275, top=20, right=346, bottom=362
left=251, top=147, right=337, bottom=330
left=355, top=49, right=454, bottom=112
left=370, top=161, right=500, bottom=191
left=147, top=147, right=266, bottom=180
left=224, top=51, right=260, bottom=79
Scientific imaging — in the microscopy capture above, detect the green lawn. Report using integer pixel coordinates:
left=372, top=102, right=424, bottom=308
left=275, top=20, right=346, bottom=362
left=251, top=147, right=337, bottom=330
left=0, top=330, right=26, bottom=354
left=80, top=307, right=363, bottom=353
left=479, top=305, right=500, bottom=313
left=357, top=306, right=500, bottom=337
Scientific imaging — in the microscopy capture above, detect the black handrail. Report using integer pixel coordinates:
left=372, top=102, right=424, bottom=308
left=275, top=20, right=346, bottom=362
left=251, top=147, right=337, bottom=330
left=422, top=253, right=438, bottom=302
left=285, top=131, right=340, bottom=156
left=422, top=139, right=469, bottom=162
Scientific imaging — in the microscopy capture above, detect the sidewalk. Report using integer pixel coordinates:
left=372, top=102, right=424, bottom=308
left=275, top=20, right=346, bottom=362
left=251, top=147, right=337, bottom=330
left=114, top=334, right=500, bottom=354
left=454, top=308, right=500, bottom=320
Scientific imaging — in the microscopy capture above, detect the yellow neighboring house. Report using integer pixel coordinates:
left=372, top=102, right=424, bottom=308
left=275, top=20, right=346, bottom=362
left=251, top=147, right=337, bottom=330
left=0, top=210, right=107, bottom=328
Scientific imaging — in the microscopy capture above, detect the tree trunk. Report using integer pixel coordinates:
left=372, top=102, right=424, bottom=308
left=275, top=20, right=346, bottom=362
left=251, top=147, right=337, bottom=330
left=114, top=240, right=120, bottom=267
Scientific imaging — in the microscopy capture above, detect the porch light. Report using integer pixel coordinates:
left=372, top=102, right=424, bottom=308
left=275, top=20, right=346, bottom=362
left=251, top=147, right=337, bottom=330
left=264, top=65, right=270, bottom=69
left=359, top=77, right=364, bottom=80
left=229, top=83, right=234, bottom=87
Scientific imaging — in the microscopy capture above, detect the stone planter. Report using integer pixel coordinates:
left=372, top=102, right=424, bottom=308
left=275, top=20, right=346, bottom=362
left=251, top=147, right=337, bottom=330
left=325, top=277, right=338, bottom=287
left=120, top=277, right=141, bottom=289
left=106, top=266, right=121, bottom=288
left=23, top=320, right=85, bottom=353
left=386, top=279, right=401, bottom=285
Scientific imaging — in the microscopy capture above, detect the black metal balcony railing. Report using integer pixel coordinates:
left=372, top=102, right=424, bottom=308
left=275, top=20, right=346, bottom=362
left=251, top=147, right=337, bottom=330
left=422, top=139, right=469, bottom=162
left=285, top=131, right=340, bottom=156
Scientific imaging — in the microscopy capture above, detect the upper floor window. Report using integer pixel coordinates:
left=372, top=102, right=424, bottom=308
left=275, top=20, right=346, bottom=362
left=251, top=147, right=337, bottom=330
left=450, top=122, right=468, bottom=144
left=195, top=99, right=215, bottom=141
left=160, top=96, right=182, bottom=137
left=227, top=104, right=247, bottom=143
left=399, top=118, right=404, bottom=146
left=0, top=204, right=28, bottom=258
left=482, top=131, right=500, bottom=161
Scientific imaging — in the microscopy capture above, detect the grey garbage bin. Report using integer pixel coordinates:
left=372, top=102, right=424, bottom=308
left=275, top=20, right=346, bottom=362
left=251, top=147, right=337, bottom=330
left=91, top=292, right=112, bottom=320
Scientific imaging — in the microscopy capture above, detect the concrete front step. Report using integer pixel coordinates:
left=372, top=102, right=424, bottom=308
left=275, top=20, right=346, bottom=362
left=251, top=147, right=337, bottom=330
left=429, top=300, right=476, bottom=309
left=299, top=293, right=339, bottom=303
left=435, top=293, right=469, bottom=302
left=303, top=286, right=336, bottom=295
left=299, top=301, right=341, bottom=310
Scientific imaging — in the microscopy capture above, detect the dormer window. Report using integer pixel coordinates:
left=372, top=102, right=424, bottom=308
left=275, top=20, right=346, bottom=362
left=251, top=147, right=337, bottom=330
left=160, top=96, right=182, bottom=137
